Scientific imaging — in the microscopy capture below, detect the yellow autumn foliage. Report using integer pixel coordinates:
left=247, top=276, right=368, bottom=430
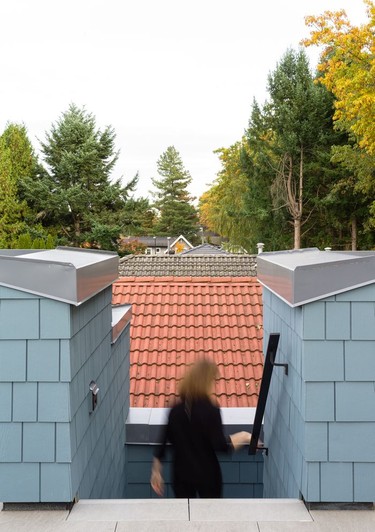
left=303, top=0, right=375, bottom=154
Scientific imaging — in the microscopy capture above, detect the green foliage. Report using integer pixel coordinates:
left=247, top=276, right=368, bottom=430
left=152, top=146, right=199, bottom=241
left=21, top=104, right=134, bottom=250
left=15, top=233, right=33, bottom=249
left=13, top=231, right=56, bottom=250
left=199, top=142, right=258, bottom=251
left=118, top=238, right=147, bottom=256
left=119, top=194, right=157, bottom=236
left=45, top=234, right=56, bottom=249
left=0, top=124, right=37, bottom=247
left=201, top=48, right=373, bottom=251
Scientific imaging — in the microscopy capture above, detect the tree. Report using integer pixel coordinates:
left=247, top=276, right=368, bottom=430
left=199, top=141, right=258, bottom=252
left=119, top=194, right=157, bottom=236
left=265, top=49, right=337, bottom=248
left=304, top=1, right=375, bottom=233
left=0, top=124, right=38, bottom=247
left=151, top=146, right=199, bottom=241
left=304, top=1, right=375, bottom=154
left=241, top=101, right=292, bottom=251
left=22, top=104, right=134, bottom=249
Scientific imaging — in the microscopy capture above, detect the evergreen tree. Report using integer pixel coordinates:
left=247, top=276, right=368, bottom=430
left=152, top=146, right=199, bottom=241
left=22, top=104, right=134, bottom=249
left=265, top=49, right=336, bottom=248
left=0, top=123, right=37, bottom=247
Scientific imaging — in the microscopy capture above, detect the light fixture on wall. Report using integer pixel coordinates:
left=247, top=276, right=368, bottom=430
left=89, top=380, right=99, bottom=413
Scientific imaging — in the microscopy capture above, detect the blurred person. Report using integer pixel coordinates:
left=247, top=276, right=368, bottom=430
left=151, top=359, right=252, bottom=498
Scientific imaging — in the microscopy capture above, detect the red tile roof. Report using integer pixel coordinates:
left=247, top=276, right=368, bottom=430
left=113, top=276, right=263, bottom=408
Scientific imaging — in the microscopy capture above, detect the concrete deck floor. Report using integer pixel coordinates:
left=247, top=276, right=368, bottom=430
left=1, top=499, right=374, bottom=532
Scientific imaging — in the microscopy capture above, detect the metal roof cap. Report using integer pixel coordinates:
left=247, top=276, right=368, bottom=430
left=0, top=247, right=119, bottom=305
left=257, top=248, right=375, bottom=307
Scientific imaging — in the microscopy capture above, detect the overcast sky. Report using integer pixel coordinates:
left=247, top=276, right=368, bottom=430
left=0, top=0, right=368, bottom=201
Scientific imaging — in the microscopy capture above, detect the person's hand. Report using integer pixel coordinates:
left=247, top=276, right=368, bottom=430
left=230, top=431, right=252, bottom=450
left=151, top=458, right=164, bottom=496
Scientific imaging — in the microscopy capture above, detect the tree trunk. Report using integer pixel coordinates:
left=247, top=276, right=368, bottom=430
left=351, top=216, right=357, bottom=251
left=74, top=218, right=81, bottom=246
left=294, top=218, right=301, bottom=249
left=293, top=147, right=303, bottom=249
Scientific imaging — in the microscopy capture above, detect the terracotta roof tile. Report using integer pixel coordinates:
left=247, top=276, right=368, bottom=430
left=113, top=276, right=263, bottom=408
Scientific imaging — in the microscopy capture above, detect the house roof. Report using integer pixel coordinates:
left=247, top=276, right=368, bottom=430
left=181, top=244, right=232, bottom=255
left=257, top=247, right=375, bottom=307
left=120, top=236, right=177, bottom=247
left=113, top=276, right=263, bottom=408
left=118, top=254, right=257, bottom=277
left=169, top=234, right=194, bottom=250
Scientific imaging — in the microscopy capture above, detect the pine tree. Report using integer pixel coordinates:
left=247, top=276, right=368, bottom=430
left=152, top=146, right=199, bottom=241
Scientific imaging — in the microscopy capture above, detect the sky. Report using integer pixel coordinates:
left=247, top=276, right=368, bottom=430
left=0, top=0, right=369, bottom=202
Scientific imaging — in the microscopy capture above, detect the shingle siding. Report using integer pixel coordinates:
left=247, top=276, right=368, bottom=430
left=263, top=282, right=375, bottom=503
left=0, top=463, right=40, bottom=502
left=0, top=383, right=12, bottom=421
left=27, top=340, right=60, bottom=381
left=0, top=300, right=39, bottom=339
left=13, top=383, right=38, bottom=422
left=302, top=341, right=344, bottom=381
left=351, top=302, right=375, bottom=340
left=0, top=340, right=27, bottom=381
left=124, top=444, right=263, bottom=499
left=345, top=341, right=375, bottom=380
left=0, top=284, right=130, bottom=503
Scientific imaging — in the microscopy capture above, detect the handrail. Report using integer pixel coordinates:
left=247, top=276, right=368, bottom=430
left=248, top=333, right=280, bottom=455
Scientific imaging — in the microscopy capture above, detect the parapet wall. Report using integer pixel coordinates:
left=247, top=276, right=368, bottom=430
left=124, top=407, right=263, bottom=498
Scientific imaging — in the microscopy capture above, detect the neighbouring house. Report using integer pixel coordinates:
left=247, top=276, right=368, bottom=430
left=118, top=253, right=257, bottom=277
left=119, top=235, right=193, bottom=256
left=180, top=243, right=232, bottom=255
left=113, top=276, right=263, bottom=408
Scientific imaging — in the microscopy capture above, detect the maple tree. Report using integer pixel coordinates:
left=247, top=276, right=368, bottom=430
left=304, top=1, right=375, bottom=232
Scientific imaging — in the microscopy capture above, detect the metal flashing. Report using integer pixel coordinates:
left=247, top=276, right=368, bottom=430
left=112, top=304, right=132, bottom=343
left=257, top=248, right=375, bottom=307
left=125, top=407, right=256, bottom=444
left=0, top=247, right=119, bottom=305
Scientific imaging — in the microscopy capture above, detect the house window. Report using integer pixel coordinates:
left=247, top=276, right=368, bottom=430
left=156, top=248, right=161, bottom=254
left=146, top=248, right=152, bottom=255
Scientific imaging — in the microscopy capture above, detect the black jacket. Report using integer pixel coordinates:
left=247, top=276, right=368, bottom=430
left=155, top=398, right=232, bottom=491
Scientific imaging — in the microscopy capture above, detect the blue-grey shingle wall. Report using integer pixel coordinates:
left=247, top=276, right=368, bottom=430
left=69, top=287, right=130, bottom=499
left=124, top=444, right=263, bottom=498
left=262, top=283, right=375, bottom=503
left=0, top=285, right=130, bottom=502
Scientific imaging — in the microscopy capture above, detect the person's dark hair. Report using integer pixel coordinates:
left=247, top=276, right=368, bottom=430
left=178, top=359, right=218, bottom=400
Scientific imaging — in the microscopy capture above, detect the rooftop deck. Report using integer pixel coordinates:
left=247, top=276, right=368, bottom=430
left=1, top=499, right=374, bottom=531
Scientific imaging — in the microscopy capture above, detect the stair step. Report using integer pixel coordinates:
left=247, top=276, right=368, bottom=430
left=68, top=498, right=311, bottom=523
